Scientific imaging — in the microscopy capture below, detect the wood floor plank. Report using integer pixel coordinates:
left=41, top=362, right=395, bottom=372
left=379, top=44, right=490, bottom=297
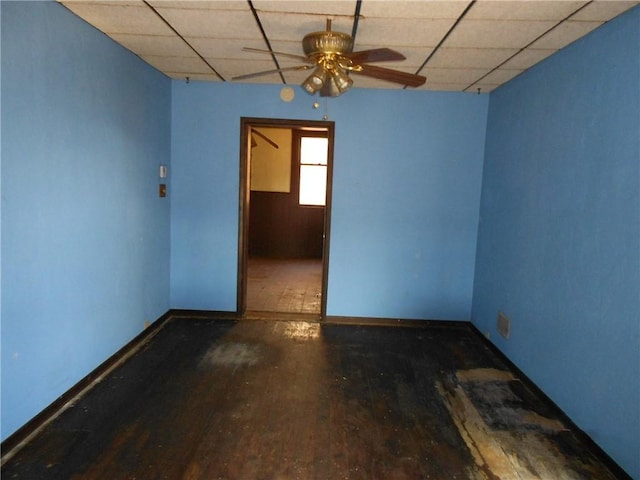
left=1, top=318, right=628, bottom=479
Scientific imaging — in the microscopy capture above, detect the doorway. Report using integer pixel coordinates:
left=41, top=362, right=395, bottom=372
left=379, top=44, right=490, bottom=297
left=238, top=117, right=335, bottom=318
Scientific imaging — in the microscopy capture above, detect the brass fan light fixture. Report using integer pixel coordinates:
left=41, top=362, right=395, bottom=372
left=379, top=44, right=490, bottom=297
left=301, top=22, right=355, bottom=95
left=233, top=19, right=426, bottom=97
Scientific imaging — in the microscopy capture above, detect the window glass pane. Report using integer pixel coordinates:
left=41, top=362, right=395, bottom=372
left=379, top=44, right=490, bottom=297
left=299, top=165, right=326, bottom=206
left=300, top=137, right=328, bottom=165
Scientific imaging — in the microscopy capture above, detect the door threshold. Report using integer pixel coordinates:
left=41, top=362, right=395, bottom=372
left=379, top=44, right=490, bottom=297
left=243, top=311, right=322, bottom=322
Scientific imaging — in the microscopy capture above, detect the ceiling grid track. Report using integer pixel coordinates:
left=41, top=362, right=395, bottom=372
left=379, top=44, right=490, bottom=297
left=142, top=0, right=225, bottom=82
left=247, top=0, right=286, bottom=84
left=408, top=0, right=477, bottom=90
left=463, top=0, right=595, bottom=92
left=350, top=0, right=363, bottom=43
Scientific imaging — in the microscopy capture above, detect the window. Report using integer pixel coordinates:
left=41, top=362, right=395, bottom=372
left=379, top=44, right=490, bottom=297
left=298, top=136, right=328, bottom=206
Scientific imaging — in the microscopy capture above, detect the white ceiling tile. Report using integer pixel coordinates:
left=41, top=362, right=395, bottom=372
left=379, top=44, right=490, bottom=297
left=500, top=48, right=556, bottom=69
left=477, top=68, right=523, bottom=85
left=108, top=34, right=196, bottom=57
left=472, top=85, right=499, bottom=93
left=62, top=1, right=142, bottom=6
left=360, top=1, right=473, bottom=19
left=188, top=37, right=289, bottom=60
left=268, top=39, right=313, bottom=56
left=259, top=12, right=354, bottom=42
left=355, top=17, right=458, bottom=47
left=466, top=1, right=588, bottom=21
left=465, top=80, right=500, bottom=93
left=350, top=77, right=405, bottom=89
left=422, top=67, right=493, bottom=86
left=233, top=73, right=287, bottom=84
left=141, top=55, right=216, bottom=74
left=570, top=0, right=640, bottom=21
left=529, top=20, right=603, bottom=49
left=147, top=1, right=248, bottom=10
left=443, top=19, right=558, bottom=48
left=373, top=47, right=434, bottom=68
left=165, top=73, right=223, bottom=82
left=213, top=58, right=298, bottom=78
left=253, top=1, right=356, bottom=16
left=281, top=70, right=314, bottom=85
left=427, top=47, right=519, bottom=68
left=426, top=82, right=481, bottom=91
left=61, top=3, right=174, bottom=35
left=190, top=38, right=308, bottom=63
left=154, top=7, right=259, bottom=39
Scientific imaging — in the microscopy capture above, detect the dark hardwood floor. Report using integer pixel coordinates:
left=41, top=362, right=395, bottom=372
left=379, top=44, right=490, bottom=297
left=2, top=317, right=627, bottom=479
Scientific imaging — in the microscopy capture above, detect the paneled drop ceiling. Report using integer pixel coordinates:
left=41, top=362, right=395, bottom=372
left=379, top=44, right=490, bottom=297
left=59, top=0, right=639, bottom=93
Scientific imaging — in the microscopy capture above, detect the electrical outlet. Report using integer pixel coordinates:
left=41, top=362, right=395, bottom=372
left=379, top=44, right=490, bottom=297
left=497, top=311, right=510, bottom=339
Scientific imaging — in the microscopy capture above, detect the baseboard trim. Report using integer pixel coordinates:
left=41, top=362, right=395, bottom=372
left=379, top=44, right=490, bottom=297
left=168, top=309, right=239, bottom=320
left=0, top=310, right=173, bottom=466
left=167, top=309, right=322, bottom=323
left=168, top=311, right=471, bottom=329
left=323, top=315, right=470, bottom=328
left=467, top=323, right=633, bottom=480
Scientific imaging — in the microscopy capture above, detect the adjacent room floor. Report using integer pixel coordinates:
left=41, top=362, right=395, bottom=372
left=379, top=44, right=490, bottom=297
left=1, top=317, right=625, bottom=480
left=247, top=256, right=322, bottom=314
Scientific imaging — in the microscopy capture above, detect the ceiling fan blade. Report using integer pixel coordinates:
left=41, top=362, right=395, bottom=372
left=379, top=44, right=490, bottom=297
left=343, top=48, right=406, bottom=64
left=242, top=47, right=311, bottom=63
left=353, top=64, right=426, bottom=87
left=233, top=64, right=312, bottom=81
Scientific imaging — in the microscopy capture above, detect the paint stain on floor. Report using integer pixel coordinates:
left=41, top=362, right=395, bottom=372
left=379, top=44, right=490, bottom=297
left=200, top=342, right=262, bottom=370
left=437, top=368, right=618, bottom=480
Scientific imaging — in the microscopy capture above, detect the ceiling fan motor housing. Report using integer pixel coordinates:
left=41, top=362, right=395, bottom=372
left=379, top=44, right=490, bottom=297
left=302, top=31, right=354, bottom=58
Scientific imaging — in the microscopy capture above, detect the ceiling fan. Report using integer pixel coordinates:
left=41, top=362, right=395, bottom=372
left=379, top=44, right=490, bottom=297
left=233, top=19, right=426, bottom=97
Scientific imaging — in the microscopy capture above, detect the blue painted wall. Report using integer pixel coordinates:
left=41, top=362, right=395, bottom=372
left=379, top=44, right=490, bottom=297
left=170, top=83, right=488, bottom=319
left=3, top=0, right=638, bottom=476
left=1, top=2, right=171, bottom=440
left=472, top=7, right=639, bottom=478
